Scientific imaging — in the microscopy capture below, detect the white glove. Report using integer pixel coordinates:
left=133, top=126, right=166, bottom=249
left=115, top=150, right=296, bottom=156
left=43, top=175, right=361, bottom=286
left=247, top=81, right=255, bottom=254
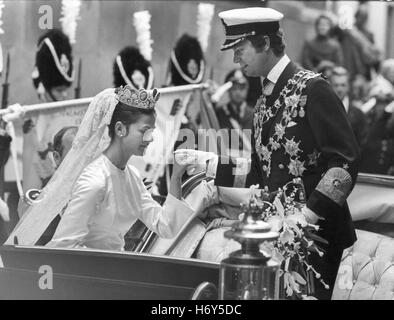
left=2, top=104, right=24, bottom=123
left=174, top=149, right=217, bottom=176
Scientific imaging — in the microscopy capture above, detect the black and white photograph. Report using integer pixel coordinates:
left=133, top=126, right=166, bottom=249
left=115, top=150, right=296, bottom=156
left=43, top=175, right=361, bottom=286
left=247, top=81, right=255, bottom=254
left=0, top=0, right=393, bottom=305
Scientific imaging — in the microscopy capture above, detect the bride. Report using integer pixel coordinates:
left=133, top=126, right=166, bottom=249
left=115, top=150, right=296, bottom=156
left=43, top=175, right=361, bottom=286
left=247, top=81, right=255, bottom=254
left=42, top=85, right=194, bottom=250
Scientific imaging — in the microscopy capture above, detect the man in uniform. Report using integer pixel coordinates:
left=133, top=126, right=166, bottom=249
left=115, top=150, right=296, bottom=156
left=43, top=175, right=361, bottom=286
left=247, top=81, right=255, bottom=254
left=215, top=69, right=254, bottom=131
left=113, top=46, right=155, bottom=90
left=214, top=69, right=254, bottom=157
left=177, top=7, right=359, bottom=300
left=32, top=29, right=74, bottom=103
left=23, top=29, right=75, bottom=192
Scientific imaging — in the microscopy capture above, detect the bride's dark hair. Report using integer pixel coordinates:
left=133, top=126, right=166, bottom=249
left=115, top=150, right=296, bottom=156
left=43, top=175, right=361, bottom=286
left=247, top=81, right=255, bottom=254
left=108, top=102, right=155, bottom=138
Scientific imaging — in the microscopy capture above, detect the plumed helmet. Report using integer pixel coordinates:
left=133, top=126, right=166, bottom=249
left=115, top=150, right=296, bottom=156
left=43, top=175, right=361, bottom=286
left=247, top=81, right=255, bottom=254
left=169, top=34, right=205, bottom=86
left=32, top=29, right=74, bottom=93
left=113, top=46, right=154, bottom=90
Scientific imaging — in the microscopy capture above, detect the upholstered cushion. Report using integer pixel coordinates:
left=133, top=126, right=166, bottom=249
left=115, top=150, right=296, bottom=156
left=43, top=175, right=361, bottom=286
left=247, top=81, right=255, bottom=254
left=332, top=229, right=394, bottom=300
left=348, top=182, right=394, bottom=223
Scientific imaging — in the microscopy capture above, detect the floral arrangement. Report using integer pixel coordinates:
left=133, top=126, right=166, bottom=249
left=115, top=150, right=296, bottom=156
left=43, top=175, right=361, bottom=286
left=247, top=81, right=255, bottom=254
left=249, top=179, right=329, bottom=299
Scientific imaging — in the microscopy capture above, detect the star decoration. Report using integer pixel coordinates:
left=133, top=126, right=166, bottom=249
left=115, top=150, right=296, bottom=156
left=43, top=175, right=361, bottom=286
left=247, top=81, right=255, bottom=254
left=288, top=159, right=306, bottom=177
left=283, top=138, right=301, bottom=157
left=285, top=94, right=299, bottom=107
left=307, top=149, right=321, bottom=166
left=275, top=123, right=286, bottom=139
left=269, top=137, right=281, bottom=151
left=343, top=163, right=349, bottom=170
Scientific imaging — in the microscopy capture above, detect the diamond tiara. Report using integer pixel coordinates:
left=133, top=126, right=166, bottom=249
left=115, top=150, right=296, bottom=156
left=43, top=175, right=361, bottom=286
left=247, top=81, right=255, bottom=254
left=115, top=85, right=160, bottom=110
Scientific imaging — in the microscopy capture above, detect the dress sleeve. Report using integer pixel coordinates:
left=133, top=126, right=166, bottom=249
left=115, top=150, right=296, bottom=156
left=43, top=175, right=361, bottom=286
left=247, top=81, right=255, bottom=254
left=134, top=169, right=194, bottom=239
left=305, top=78, right=360, bottom=219
left=46, top=168, right=105, bottom=248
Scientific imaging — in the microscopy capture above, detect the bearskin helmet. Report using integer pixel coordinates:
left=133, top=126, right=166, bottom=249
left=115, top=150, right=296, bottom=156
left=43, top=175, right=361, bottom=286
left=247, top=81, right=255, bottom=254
left=113, top=46, right=154, bottom=90
left=169, top=34, right=205, bottom=86
left=32, top=29, right=74, bottom=94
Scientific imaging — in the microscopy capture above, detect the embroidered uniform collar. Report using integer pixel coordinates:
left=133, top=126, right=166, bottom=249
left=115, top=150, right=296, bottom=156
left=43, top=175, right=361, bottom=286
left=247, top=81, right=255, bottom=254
left=261, top=54, right=290, bottom=87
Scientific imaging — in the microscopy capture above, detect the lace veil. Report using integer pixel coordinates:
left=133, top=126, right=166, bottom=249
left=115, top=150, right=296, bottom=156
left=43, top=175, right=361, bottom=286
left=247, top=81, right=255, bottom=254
left=7, top=88, right=118, bottom=245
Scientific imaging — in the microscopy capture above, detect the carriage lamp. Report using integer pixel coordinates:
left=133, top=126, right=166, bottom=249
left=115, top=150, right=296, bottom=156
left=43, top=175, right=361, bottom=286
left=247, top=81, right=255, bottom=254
left=219, top=199, right=280, bottom=300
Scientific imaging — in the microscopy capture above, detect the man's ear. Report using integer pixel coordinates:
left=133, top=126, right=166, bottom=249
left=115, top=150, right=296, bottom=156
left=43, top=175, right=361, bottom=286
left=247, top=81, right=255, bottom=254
left=114, top=121, right=127, bottom=137
left=263, top=35, right=270, bottom=52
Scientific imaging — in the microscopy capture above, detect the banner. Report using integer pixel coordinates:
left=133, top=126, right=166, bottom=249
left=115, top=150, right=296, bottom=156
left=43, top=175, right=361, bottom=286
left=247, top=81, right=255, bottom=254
left=22, top=104, right=89, bottom=193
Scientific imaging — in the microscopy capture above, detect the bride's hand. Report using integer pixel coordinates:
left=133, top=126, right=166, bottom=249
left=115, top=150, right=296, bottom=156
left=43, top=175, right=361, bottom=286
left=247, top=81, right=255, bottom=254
left=172, top=160, right=187, bottom=180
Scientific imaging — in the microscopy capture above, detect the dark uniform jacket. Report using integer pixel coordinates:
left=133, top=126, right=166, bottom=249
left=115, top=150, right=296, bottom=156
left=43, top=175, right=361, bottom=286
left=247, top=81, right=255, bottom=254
left=213, top=62, right=359, bottom=252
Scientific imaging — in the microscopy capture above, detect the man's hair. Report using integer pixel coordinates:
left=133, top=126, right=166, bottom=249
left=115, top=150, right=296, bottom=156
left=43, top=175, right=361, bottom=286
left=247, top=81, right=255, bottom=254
left=247, top=29, right=286, bottom=57
left=53, top=126, right=77, bottom=156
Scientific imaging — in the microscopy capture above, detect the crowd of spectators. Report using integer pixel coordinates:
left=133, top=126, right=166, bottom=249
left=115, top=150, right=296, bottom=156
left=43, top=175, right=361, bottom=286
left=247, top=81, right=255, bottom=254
left=300, top=4, right=394, bottom=175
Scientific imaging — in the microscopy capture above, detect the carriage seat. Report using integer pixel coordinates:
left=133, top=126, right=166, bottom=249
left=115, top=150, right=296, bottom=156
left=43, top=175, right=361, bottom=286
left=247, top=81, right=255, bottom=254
left=332, top=229, right=394, bottom=300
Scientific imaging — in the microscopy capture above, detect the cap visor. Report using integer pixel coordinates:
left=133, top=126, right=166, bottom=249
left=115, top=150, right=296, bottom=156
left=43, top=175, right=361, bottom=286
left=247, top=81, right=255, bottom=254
left=220, top=38, right=243, bottom=51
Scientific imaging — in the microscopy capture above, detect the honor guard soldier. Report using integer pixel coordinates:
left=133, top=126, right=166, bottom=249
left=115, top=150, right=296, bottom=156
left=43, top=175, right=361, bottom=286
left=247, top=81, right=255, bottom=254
left=32, top=29, right=74, bottom=102
left=214, top=69, right=254, bottom=157
left=166, top=33, right=205, bottom=87
left=113, top=46, right=154, bottom=90
left=22, top=29, right=75, bottom=192
left=177, top=7, right=360, bottom=300
left=157, top=34, right=206, bottom=197
left=215, top=69, right=254, bottom=131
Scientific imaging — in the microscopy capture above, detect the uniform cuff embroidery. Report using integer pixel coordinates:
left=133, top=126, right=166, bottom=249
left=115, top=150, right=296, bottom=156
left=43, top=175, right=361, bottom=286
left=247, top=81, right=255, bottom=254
left=315, top=167, right=352, bottom=206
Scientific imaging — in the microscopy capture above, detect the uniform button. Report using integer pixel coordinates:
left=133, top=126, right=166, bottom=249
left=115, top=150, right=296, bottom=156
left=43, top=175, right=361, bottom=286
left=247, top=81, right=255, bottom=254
left=262, top=165, right=268, bottom=171
left=278, top=164, right=285, bottom=170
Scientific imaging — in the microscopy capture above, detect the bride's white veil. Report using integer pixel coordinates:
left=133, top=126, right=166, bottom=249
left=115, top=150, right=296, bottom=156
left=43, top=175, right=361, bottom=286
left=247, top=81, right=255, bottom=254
left=7, top=88, right=118, bottom=245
